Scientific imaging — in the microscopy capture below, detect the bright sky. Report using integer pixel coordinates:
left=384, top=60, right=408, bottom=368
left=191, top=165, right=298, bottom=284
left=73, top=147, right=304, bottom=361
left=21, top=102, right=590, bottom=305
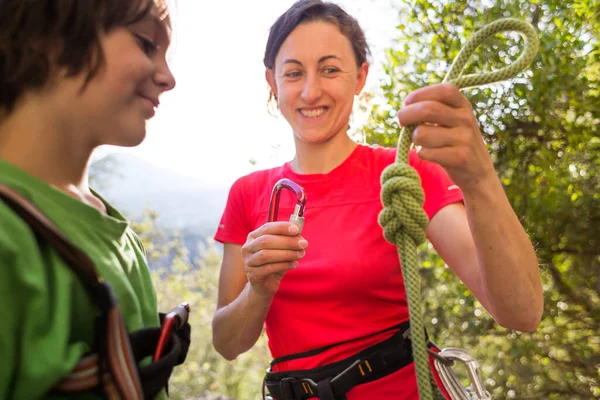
left=109, top=0, right=400, bottom=188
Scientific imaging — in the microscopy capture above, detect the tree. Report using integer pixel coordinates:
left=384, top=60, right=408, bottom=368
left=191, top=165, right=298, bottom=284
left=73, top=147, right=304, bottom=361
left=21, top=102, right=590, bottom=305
left=359, top=0, right=599, bottom=398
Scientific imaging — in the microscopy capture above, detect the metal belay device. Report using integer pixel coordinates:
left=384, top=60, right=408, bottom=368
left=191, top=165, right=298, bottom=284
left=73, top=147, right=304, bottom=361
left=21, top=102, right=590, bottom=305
left=379, top=18, right=540, bottom=400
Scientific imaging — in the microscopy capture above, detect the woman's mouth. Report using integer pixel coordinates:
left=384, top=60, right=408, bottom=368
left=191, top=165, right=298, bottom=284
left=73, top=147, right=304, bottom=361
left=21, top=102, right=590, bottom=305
left=299, top=107, right=328, bottom=118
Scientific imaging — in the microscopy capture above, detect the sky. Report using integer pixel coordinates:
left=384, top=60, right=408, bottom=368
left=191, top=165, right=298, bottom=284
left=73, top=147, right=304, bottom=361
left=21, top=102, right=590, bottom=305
left=106, top=0, right=401, bottom=188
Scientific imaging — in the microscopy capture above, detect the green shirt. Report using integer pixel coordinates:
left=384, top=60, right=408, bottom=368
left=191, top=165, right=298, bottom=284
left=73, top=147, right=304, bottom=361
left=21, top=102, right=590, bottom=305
left=0, top=160, right=165, bottom=399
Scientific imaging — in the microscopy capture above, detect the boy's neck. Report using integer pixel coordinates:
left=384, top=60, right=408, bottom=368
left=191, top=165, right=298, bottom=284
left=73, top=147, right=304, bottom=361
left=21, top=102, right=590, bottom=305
left=0, top=99, right=105, bottom=213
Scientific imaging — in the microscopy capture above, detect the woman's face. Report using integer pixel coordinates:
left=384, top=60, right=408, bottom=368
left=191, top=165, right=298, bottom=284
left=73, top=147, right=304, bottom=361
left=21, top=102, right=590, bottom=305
left=266, top=21, right=368, bottom=146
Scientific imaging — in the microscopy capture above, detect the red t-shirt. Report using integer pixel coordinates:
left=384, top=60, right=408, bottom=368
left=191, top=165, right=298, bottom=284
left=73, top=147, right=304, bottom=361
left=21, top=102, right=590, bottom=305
left=215, top=144, right=463, bottom=399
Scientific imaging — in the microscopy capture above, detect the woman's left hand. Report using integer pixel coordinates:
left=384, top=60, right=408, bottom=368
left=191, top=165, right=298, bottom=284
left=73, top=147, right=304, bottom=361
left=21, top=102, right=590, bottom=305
left=397, top=82, right=495, bottom=191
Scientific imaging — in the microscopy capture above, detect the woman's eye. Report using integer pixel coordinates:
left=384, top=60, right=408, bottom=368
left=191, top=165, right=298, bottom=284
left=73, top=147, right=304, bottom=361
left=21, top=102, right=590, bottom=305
left=134, top=34, right=158, bottom=56
left=323, top=67, right=339, bottom=74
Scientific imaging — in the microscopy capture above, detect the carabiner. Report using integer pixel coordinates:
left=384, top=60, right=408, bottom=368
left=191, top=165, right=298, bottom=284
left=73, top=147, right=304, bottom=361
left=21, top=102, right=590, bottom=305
left=268, top=178, right=307, bottom=233
left=153, top=302, right=190, bottom=362
left=433, top=348, right=492, bottom=400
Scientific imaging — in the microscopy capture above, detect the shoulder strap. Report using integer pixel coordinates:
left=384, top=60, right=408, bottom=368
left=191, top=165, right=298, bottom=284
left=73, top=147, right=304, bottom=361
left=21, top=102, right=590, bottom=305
left=0, top=183, right=144, bottom=400
left=0, top=183, right=112, bottom=309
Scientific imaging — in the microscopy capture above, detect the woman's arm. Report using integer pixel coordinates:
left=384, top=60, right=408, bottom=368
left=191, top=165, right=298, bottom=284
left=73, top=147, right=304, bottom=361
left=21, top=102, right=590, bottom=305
left=399, top=82, right=543, bottom=332
left=427, top=199, right=543, bottom=332
left=212, top=243, right=273, bottom=360
left=212, top=222, right=307, bottom=360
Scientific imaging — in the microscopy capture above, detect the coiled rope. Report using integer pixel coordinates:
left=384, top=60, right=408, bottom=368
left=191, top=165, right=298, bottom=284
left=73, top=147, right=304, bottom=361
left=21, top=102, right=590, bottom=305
left=378, top=18, right=539, bottom=399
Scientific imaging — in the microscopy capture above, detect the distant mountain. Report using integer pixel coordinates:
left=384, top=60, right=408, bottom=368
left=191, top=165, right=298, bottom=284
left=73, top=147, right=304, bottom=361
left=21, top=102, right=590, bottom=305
left=94, top=153, right=228, bottom=238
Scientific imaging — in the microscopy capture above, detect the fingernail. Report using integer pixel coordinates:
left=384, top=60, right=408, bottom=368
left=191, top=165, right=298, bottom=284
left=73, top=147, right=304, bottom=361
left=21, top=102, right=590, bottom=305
left=289, top=225, right=299, bottom=234
left=292, top=261, right=299, bottom=268
left=297, top=250, right=305, bottom=257
left=298, top=239, right=308, bottom=249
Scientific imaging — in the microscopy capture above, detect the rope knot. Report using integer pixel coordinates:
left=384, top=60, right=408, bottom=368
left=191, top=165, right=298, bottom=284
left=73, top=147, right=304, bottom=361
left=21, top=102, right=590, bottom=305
left=378, top=162, right=429, bottom=248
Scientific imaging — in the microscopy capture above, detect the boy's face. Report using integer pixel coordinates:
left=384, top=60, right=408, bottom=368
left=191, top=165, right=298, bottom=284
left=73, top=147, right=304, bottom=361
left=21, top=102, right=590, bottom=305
left=52, top=7, right=175, bottom=148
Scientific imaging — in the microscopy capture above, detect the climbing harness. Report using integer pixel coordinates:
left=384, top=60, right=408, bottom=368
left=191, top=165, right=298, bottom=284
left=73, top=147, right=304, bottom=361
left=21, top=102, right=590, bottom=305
left=263, top=321, right=415, bottom=400
left=268, top=178, right=307, bottom=233
left=0, top=183, right=191, bottom=399
left=379, top=18, right=539, bottom=400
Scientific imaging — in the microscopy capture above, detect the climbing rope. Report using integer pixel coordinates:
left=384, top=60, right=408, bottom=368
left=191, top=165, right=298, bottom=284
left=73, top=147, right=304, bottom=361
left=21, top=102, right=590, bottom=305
left=378, top=18, right=539, bottom=400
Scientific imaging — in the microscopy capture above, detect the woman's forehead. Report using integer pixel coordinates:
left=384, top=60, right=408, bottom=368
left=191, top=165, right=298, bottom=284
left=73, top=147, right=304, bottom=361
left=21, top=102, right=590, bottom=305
left=276, top=21, right=353, bottom=64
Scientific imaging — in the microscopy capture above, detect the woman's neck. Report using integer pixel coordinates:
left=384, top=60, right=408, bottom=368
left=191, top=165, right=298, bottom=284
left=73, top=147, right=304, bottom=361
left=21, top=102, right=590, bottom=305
left=291, top=133, right=358, bottom=175
left=0, top=98, right=105, bottom=213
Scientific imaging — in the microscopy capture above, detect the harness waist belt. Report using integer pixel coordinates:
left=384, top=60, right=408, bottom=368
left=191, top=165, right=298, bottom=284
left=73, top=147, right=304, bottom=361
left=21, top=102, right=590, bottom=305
left=265, top=321, right=413, bottom=400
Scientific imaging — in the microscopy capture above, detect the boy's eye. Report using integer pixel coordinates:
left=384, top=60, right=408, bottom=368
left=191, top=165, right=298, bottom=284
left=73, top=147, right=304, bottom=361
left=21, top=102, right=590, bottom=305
left=133, top=33, right=158, bottom=56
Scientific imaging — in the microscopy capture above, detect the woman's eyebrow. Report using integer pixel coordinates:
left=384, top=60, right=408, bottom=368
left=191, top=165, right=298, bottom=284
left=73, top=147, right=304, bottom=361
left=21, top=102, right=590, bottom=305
left=318, top=55, right=341, bottom=63
left=281, top=55, right=341, bottom=66
left=282, top=59, right=302, bottom=66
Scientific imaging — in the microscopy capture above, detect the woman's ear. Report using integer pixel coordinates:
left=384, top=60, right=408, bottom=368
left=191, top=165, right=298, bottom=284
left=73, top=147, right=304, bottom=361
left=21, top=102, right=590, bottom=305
left=265, top=68, right=278, bottom=100
left=355, top=62, right=369, bottom=95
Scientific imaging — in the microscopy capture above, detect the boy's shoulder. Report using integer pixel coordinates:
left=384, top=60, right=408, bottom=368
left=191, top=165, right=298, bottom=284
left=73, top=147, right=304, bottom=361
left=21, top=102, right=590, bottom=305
left=0, top=199, right=38, bottom=256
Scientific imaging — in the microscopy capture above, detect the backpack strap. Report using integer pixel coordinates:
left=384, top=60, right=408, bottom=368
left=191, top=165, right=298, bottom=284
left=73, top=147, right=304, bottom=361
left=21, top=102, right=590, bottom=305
left=0, top=183, right=144, bottom=400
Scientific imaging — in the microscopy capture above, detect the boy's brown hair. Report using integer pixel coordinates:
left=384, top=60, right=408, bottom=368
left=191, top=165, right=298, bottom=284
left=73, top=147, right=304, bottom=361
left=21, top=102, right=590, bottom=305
left=0, top=0, right=167, bottom=113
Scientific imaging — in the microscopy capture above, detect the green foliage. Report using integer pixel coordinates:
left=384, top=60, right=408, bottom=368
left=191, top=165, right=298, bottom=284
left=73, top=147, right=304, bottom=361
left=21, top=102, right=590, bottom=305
left=132, top=213, right=270, bottom=400
left=360, top=0, right=599, bottom=398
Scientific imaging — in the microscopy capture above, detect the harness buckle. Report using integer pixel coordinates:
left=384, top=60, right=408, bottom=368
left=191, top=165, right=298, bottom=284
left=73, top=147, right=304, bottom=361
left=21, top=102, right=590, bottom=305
left=433, top=348, right=492, bottom=400
left=279, top=377, right=296, bottom=400
left=357, top=360, right=373, bottom=377
left=278, top=377, right=318, bottom=400
left=301, top=379, right=316, bottom=396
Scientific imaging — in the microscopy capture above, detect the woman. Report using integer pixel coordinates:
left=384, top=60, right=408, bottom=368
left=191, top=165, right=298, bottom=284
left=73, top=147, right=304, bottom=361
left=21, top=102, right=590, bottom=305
left=212, top=0, right=543, bottom=398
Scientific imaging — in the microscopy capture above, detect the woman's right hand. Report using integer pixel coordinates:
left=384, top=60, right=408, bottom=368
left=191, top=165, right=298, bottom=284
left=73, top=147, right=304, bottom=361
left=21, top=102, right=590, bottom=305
left=241, top=221, right=308, bottom=298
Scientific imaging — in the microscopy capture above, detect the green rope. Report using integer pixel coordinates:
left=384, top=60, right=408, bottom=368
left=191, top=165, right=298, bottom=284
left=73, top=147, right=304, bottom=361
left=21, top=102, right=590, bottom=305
left=379, top=18, right=539, bottom=400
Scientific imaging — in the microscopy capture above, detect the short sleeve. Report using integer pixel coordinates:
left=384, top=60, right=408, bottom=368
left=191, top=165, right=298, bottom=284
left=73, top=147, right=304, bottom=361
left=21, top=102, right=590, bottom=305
left=409, top=150, right=464, bottom=219
left=214, top=177, right=252, bottom=245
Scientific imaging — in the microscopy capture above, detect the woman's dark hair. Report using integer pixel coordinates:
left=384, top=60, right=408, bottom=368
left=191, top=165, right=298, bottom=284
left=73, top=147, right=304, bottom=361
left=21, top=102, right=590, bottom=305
left=263, top=0, right=371, bottom=70
left=0, top=0, right=168, bottom=113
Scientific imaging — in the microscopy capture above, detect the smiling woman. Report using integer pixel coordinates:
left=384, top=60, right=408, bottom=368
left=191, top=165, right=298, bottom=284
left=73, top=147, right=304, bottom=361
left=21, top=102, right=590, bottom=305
left=0, top=1, right=189, bottom=399
left=211, top=1, right=542, bottom=399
